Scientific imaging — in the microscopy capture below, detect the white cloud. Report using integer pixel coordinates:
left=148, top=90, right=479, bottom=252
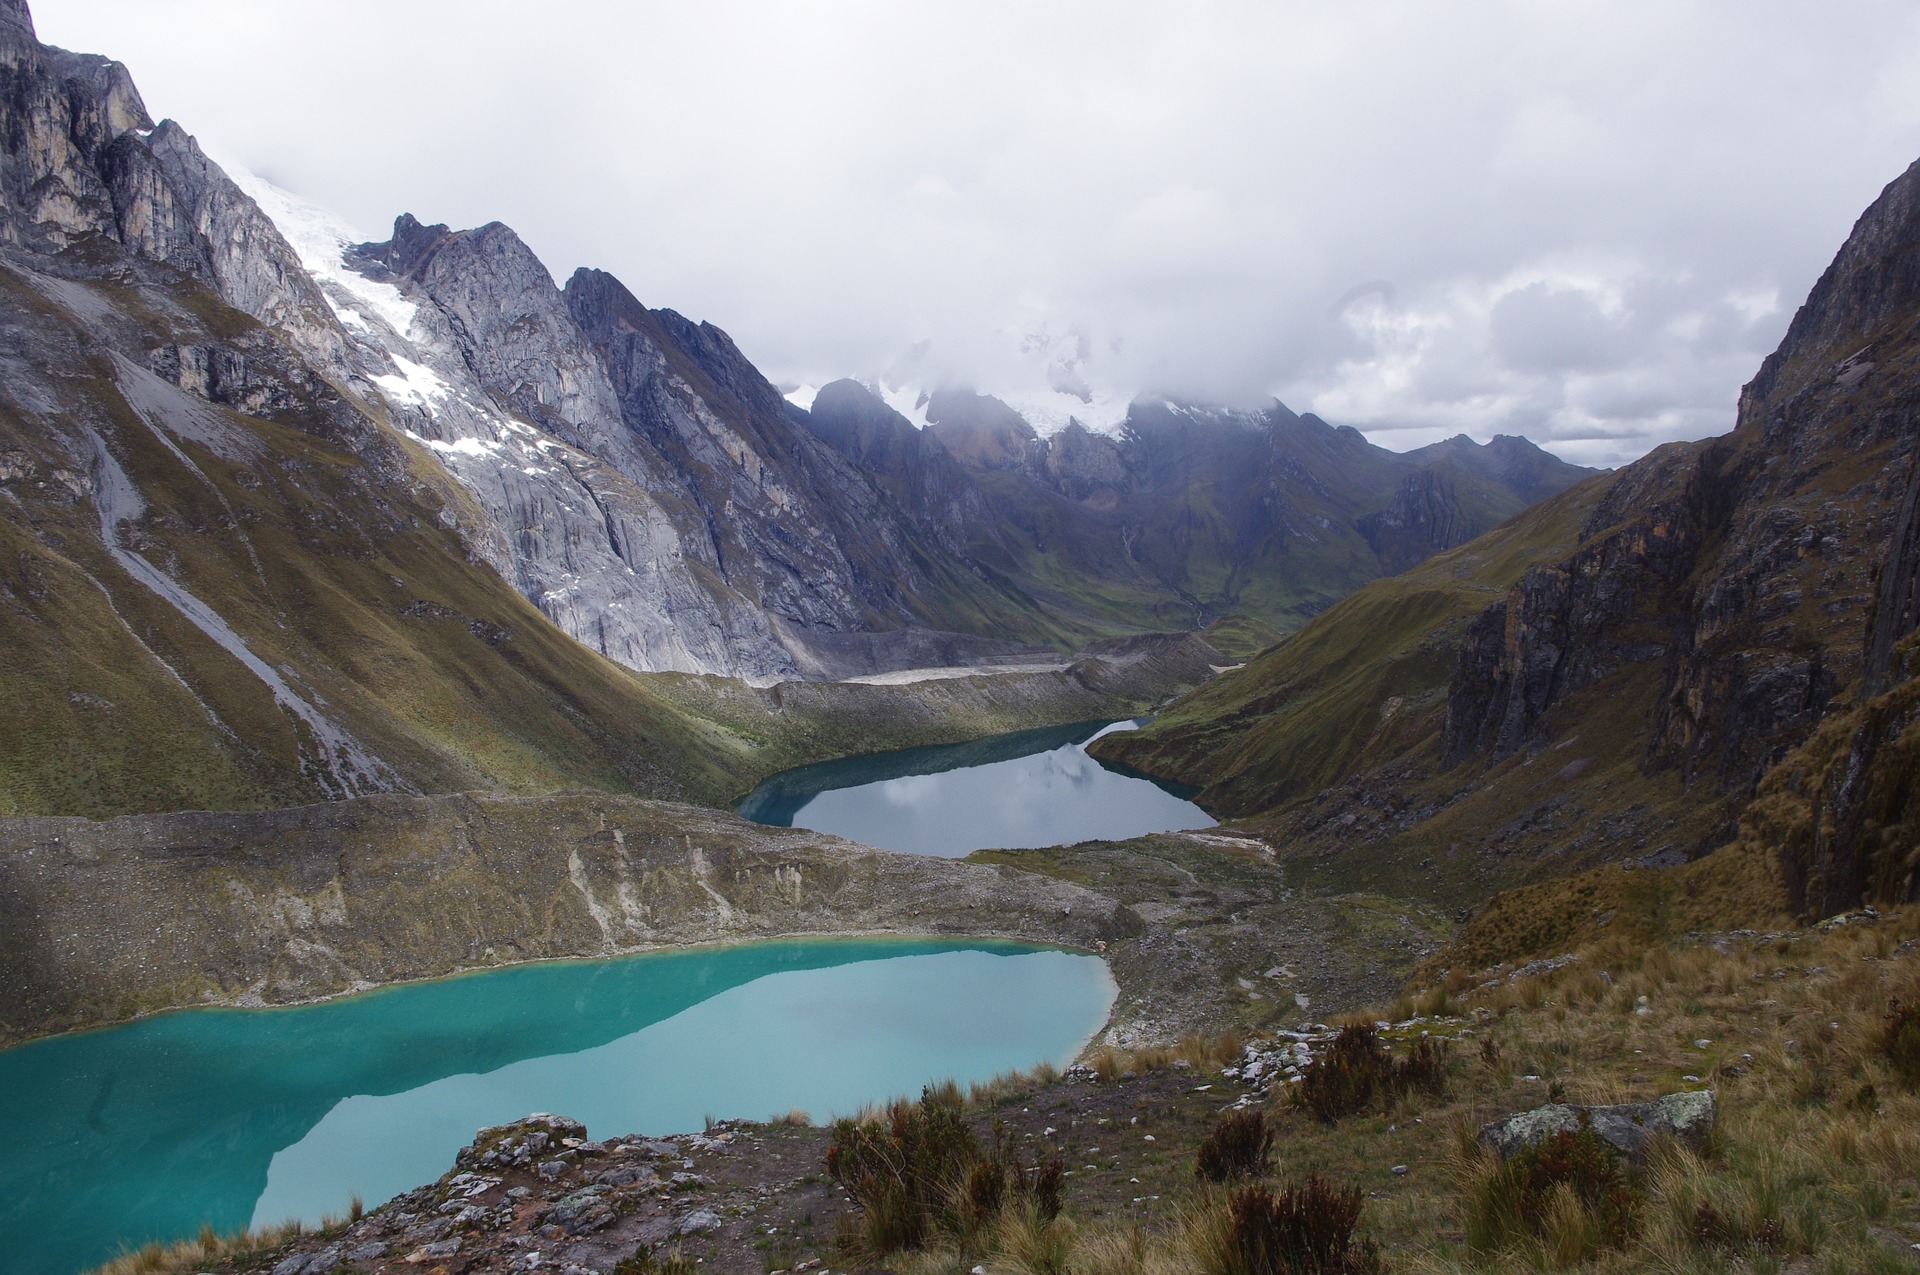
left=32, top=0, right=1920, bottom=464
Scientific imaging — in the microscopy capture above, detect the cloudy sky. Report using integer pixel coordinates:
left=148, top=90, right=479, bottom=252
left=34, top=1, right=1920, bottom=465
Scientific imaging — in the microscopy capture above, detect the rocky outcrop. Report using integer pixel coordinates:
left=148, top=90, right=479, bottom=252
left=1043, top=420, right=1133, bottom=505
left=0, top=792, right=1141, bottom=1044
left=563, top=271, right=979, bottom=634
left=1442, top=441, right=1716, bottom=763
left=0, top=9, right=346, bottom=368
left=925, top=386, right=1048, bottom=473
left=1358, top=468, right=1478, bottom=574
left=0, top=4, right=151, bottom=253
left=1479, top=1092, right=1716, bottom=1160
left=802, top=377, right=998, bottom=554
left=335, top=215, right=798, bottom=677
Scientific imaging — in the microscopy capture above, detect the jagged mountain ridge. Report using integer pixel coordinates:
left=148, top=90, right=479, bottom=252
left=803, top=379, right=1595, bottom=634
left=0, top=3, right=1232, bottom=820
left=257, top=192, right=1057, bottom=682
left=0, top=0, right=1596, bottom=757
left=1098, top=152, right=1920, bottom=950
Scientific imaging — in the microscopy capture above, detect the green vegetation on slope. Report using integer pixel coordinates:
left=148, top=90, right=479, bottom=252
left=1094, top=474, right=1611, bottom=817
left=0, top=254, right=1214, bottom=821
left=1196, top=614, right=1288, bottom=663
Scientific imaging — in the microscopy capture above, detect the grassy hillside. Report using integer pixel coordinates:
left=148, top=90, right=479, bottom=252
left=1093, top=472, right=1613, bottom=817
left=0, top=251, right=1212, bottom=821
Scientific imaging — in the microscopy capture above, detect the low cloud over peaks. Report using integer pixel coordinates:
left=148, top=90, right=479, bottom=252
left=42, top=0, right=1920, bottom=466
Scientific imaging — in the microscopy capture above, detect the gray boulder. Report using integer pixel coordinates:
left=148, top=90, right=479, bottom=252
left=1479, top=1090, right=1716, bottom=1160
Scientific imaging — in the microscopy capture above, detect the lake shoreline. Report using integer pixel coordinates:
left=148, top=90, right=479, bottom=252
left=735, top=717, right=1212, bottom=857
left=0, top=791, right=1142, bottom=1049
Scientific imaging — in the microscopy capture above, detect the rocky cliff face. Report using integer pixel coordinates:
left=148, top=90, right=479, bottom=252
left=0, top=5, right=341, bottom=365
left=0, top=792, right=1141, bottom=1043
left=283, top=202, right=1062, bottom=679
left=562, top=271, right=1009, bottom=645
left=1113, top=154, right=1920, bottom=929
left=802, top=378, right=998, bottom=556
left=1444, top=161, right=1920, bottom=807
left=332, top=213, right=800, bottom=678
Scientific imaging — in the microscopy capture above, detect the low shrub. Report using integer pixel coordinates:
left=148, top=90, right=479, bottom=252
left=1396, top=1035, right=1450, bottom=1097
left=1292, top=1025, right=1388, bottom=1121
left=827, top=1086, right=980, bottom=1252
left=1291, top=1025, right=1451, bottom=1122
left=1879, top=998, right=1920, bottom=1089
left=1196, top=1110, right=1275, bottom=1183
left=826, top=1085, right=1062, bottom=1257
left=1220, top=1177, right=1379, bottom=1274
left=1465, top=1126, right=1642, bottom=1262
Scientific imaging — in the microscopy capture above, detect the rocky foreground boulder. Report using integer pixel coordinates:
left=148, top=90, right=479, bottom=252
left=1479, top=1090, right=1717, bottom=1161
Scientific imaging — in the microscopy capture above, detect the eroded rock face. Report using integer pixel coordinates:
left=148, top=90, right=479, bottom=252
left=801, top=377, right=996, bottom=556
left=1443, top=444, right=1711, bottom=764
left=563, top=268, right=952, bottom=633
left=0, top=14, right=344, bottom=369
left=0, top=791, right=1143, bottom=1042
left=1479, top=1091, right=1716, bottom=1161
left=333, top=214, right=797, bottom=678
left=1359, top=469, right=1476, bottom=575
left=1444, top=157, right=1920, bottom=822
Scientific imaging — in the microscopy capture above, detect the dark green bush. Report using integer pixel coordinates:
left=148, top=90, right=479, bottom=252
left=1197, top=1110, right=1275, bottom=1183
left=1396, top=1035, right=1450, bottom=1097
left=1225, top=1176, right=1380, bottom=1274
left=1292, top=1026, right=1388, bottom=1121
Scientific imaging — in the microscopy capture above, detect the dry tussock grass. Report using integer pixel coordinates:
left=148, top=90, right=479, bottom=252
left=1086, top=1030, right=1243, bottom=1087
left=872, top=909, right=1920, bottom=1272
left=88, top=1215, right=325, bottom=1275
left=1058, top=906, right=1920, bottom=1273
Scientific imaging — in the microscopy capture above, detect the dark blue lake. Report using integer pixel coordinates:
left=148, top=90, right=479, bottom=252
left=0, top=938, right=1114, bottom=1275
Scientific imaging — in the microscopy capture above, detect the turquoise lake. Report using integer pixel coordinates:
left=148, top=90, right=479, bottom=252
left=735, top=719, right=1214, bottom=855
left=0, top=938, right=1115, bottom=1275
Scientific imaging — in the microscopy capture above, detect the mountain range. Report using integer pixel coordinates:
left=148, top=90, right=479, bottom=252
left=9, top=3, right=1920, bottom=1271
left=0, top=0, right=1597, bottom=828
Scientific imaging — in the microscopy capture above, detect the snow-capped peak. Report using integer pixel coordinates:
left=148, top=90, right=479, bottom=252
left=222, top=161, right=418, bottom=340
